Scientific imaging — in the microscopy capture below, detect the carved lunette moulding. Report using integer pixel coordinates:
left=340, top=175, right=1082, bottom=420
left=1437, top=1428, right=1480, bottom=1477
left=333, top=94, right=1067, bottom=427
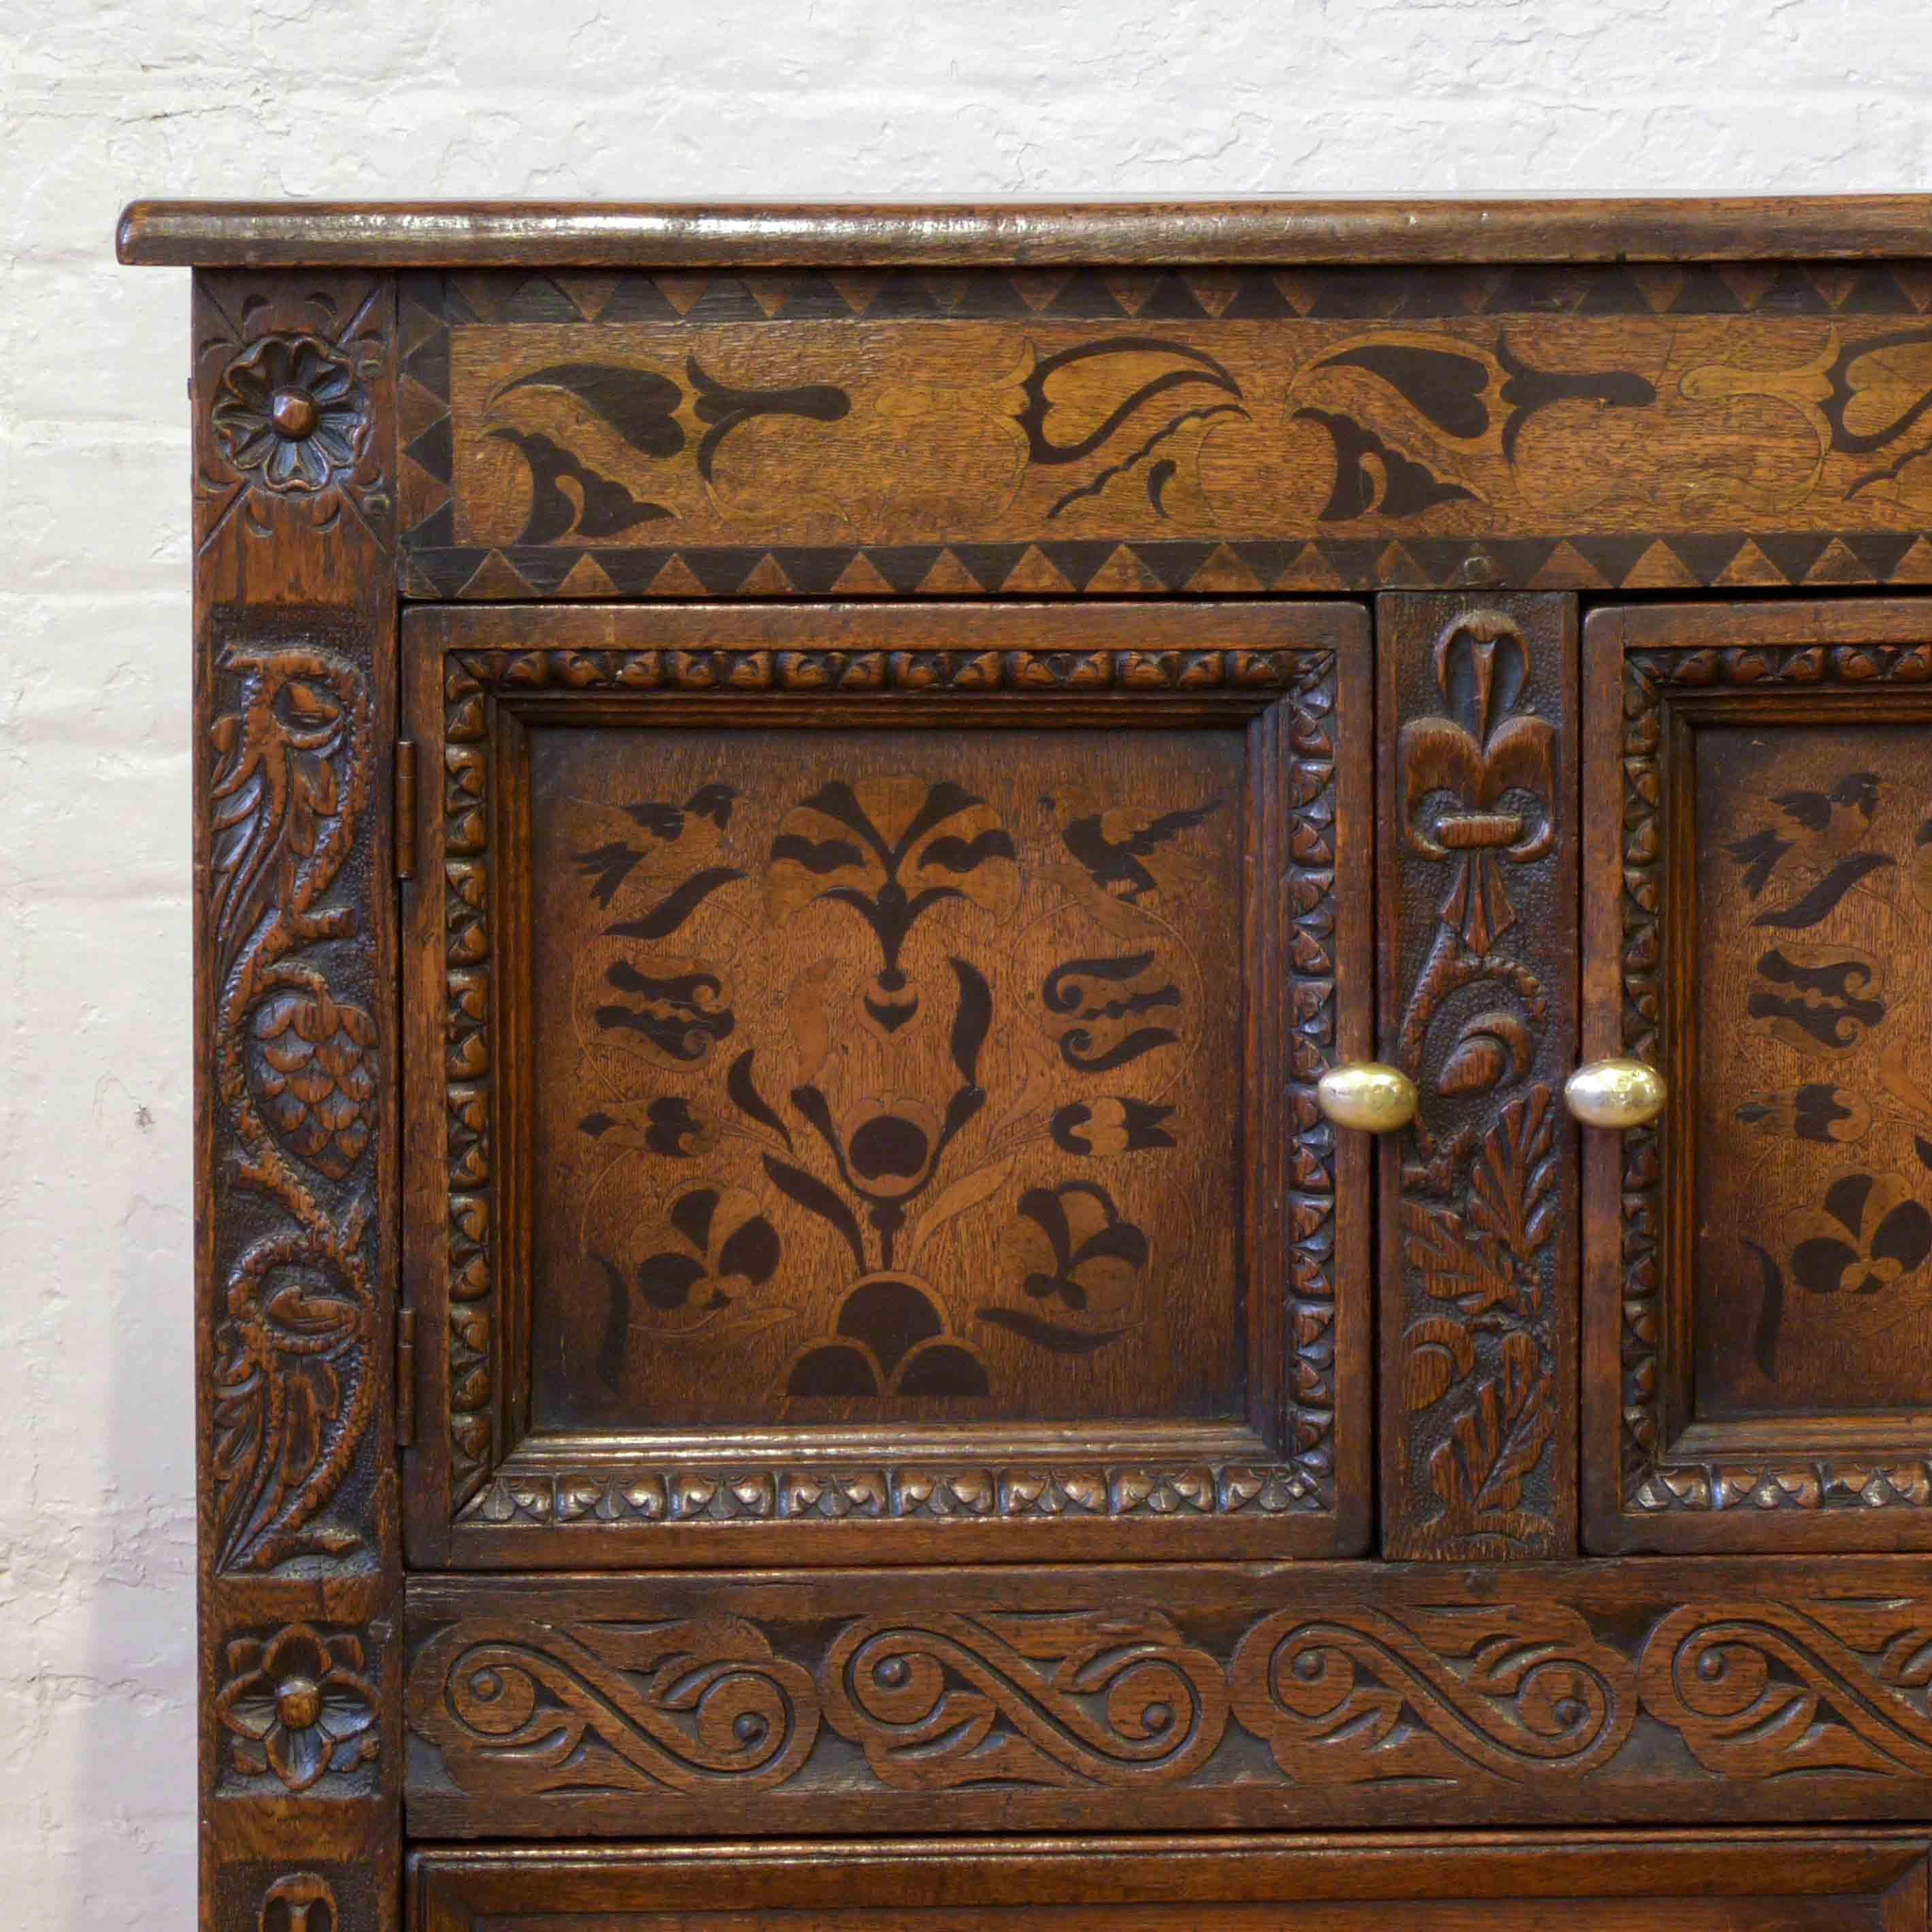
left=1602, top=636, right=1932, bottom=1537
left=403, top=1559, right=1932, bottom=1834
left=416, top=633, right=1365, bottom=1556
left=194, top=269, right=401, bottom=1929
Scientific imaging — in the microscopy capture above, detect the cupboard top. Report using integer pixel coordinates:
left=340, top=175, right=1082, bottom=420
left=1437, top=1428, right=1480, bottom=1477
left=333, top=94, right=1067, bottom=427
left=116, top=195, right=1932, bottom=269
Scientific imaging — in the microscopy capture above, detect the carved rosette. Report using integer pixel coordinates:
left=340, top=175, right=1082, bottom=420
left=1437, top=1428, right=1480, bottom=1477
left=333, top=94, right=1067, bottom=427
left=1618, top=642, right=1932, bottom=1516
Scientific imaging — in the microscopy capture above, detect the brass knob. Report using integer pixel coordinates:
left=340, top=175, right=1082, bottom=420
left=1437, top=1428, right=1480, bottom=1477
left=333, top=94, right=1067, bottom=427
left=1564, top=1057, right=1666, bottom=1129
left=1316, top=1061, right=1418, bottom=1133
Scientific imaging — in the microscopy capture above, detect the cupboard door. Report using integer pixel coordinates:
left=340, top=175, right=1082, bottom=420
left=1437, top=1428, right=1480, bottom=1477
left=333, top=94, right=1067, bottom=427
left=401, top=600, right=1373, bottom=1566
left=409, top=1835, right=1932, bottom=1931
left=1583, top=599, right=1932, bottom=1552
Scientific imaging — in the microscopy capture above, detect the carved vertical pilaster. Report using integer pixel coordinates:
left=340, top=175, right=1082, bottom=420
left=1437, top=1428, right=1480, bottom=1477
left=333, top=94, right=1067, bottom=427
left=1376, top=593, right=1579, bottom=1559
left=192, top=271, right=399, bottom=1929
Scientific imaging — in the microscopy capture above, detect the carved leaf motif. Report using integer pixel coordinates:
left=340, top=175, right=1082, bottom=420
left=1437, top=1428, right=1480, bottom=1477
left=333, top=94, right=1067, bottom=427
left=1401, top=1316, right=1478, bottom=1412
left=1427, top=1330, right=1554, bottom=1552
left=207, top=647, right=378, bottom=1573
left=1401, top=1197, right=1513, bottom=1314
left=1467, top=1086, right=1559, bottom=1267
left=210, top=659, right=350, bottom=969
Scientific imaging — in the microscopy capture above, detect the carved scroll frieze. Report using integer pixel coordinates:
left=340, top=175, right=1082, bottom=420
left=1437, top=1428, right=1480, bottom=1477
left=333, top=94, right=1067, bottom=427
left=1229, top=1601, right=1634, bottom=1782
left=821, top=1610, right=1228, bottom=1788
left=405, top=1562, right=1932, bottom=1831
left=405, top=1614, right=820, bottom=1795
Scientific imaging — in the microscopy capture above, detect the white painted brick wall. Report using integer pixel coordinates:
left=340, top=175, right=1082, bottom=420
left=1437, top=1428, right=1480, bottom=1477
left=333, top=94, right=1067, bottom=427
left=3, top=1, right=1930, bottom=1920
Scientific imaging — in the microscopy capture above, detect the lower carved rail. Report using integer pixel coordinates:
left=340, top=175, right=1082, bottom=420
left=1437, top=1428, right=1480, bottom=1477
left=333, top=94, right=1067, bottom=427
left=405, top=1558, right=1932, bottom=1836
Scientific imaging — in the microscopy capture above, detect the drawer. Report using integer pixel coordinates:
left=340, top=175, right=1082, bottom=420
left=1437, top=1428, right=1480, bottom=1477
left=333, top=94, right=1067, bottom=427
left=409, top=1835, right=1932, bottom=1931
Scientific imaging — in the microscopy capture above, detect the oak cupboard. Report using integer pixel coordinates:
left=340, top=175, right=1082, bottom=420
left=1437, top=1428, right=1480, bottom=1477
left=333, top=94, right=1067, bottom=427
left=118, top=195, right=1932, bottom=1931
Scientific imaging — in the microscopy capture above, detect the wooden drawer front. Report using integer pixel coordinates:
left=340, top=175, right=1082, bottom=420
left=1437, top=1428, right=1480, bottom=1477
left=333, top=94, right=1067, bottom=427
left=401, top=600, right=1372, bottom=1566
left=410, top=1835, right=1932, bottom=1931
left=396, top=265, right=1932, bottom=605
left=404, top=1557, right=1932, bottom=1839
left=1583, top=599, right=1932, bottom=1552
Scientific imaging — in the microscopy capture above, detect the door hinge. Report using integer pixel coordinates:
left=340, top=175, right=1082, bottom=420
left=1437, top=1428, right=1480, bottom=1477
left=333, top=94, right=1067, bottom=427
left=395, top=1305, right=418, bottom=1448
left=394, top=738, right=418, bottom=880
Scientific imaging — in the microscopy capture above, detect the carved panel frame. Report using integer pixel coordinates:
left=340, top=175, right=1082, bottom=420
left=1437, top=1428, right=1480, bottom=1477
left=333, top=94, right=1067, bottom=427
left=1584, top=599, right=1932, bottom=1552
left=399, top=601, right=1373, bottom=1567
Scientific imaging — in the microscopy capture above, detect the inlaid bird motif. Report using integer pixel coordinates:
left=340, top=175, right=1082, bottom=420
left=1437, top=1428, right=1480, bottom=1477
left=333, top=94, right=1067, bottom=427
left=1725, top=771, right=1895, bottom=927
left=576, top=782, right=741, bottom=907
left=1042, top=788, right=1224, bottom=907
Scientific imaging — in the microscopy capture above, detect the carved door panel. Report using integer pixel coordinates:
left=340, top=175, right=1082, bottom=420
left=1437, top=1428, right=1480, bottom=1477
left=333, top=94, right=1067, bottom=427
left=1582, top=599, right=1932, bottom=1552
left=399, top=600, right=1373, bottom=1567
left=1376, top=594, right=1580, bottom=1560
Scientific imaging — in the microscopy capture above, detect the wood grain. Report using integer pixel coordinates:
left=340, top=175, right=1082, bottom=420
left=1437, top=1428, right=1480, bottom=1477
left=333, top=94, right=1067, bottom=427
left=1378, top=594, right=1579, bottom=1559
left=399, top=600, right=1373, bottom=1567
left=392, top=280, right=1932, bottom=601
left=1584, top=598, right=1932, bottom=1553
left=408, top=1835, right=1932, bottom=1931
left=133, top=208, right=1932, bottom=1920
left=118, top=195, right=1932, bottom=268
left=192, top=270, right=401, bottom=1925
left=404, top=1556, right=1932, bottom=1838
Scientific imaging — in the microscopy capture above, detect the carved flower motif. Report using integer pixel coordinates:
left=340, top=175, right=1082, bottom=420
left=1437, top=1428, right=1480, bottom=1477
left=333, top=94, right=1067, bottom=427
left=1789, top=1171, right=1932, bottom=1297
left=216, top=1624, right=377, bottom=1792
left=1399, top=614, right=1556, bottom=953
left=212, top=334, right=371, bottom=495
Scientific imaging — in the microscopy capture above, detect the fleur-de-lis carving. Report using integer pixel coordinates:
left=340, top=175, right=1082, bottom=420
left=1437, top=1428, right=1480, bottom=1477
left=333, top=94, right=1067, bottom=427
left=1399, top=612, right=1556, bottom=953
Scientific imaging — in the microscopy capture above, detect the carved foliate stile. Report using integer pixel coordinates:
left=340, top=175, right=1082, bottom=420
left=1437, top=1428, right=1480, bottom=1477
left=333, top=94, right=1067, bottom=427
left=1378, top=594, right=1580, bottom=1559
left=193, top=270, right=400, bottom=1931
